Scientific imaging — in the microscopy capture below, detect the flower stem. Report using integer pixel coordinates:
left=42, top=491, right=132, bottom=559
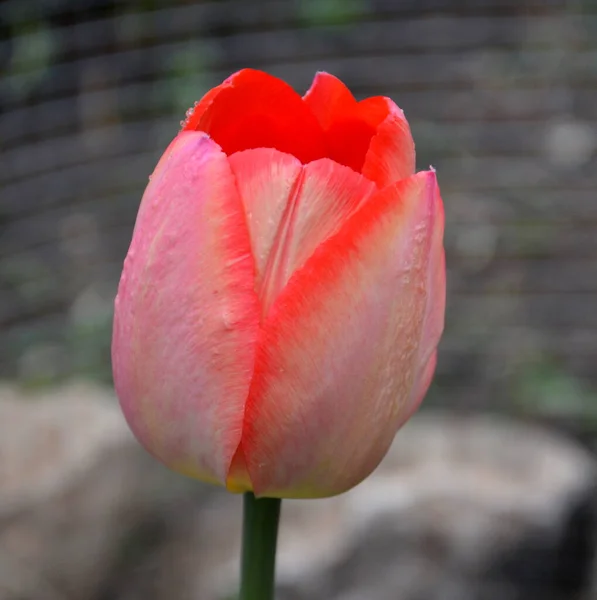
left=239, top=492, right=281, bottom=600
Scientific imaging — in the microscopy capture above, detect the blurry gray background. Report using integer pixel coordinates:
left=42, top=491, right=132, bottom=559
left=1, top=1, right=597, bottom=600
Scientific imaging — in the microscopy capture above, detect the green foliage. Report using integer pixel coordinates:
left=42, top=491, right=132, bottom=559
left=66, top=309, right=114, bottom=384
left=165, top=40, right=218, bottom=115
left=7, top=20, right=55, bottom=97
left=514, top=360, right=597, bottom=425
left=1, top=255, right=56, bottom=304
left=298, top=0, right=366, bottom=27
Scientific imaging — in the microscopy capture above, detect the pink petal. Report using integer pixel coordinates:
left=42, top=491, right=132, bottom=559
left=228, top=149, right=303, bottom=293
left=398, top=350, right=438, bottom=430
left=241, top=170, right=444, bottom=498
left=396, top=181, right=445, bottom=425
left=229, top=149, right=376, bottom=316
left=410, top=191, right=445, bottom=404
left=112, top=131, right=260, bottom=486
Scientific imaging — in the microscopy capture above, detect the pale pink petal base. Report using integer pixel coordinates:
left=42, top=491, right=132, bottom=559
left=241, top=171, right=444, bottom=498
left=112, top=131, right=260, bottom=485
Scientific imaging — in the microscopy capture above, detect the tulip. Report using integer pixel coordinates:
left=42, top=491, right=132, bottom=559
left=112, top=69, right=445, bottom=501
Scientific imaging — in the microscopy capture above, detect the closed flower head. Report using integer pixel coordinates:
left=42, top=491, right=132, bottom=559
left=112, top=70, right=445, bottom=499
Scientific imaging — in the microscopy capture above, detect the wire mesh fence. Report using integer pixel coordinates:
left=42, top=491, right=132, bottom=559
left=1, top=0, right=597, bottom=430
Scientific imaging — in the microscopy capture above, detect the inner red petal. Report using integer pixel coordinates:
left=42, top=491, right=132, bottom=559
left=184, top=69, right=328, bottom=165
left=355, top=96, right=391, bottom=128
left=303, top=73, right=391, bottom=174
left=183, top=70, right=398, bottom=177
left=325, top=117, right=378, bottom=173
left=303, top=72, right=356, bottom=129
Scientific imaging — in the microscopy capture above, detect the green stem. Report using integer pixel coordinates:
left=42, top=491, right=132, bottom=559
left=239, top=492, right=281, bottom=600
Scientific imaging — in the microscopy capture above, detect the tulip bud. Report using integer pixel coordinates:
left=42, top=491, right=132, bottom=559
left=112, top=69, right=445, bottom=499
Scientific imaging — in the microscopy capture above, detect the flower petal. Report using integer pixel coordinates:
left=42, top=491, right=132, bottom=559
left=229, top=148, right=376, bottom=315
left=415, top=189, right=445, bottom=385
left=397, top=180, right=445, bottom=425
left=183, top=69, right=328, bottom=164
left=241, top=170, right=444, bottom=498
left=361, top=98, right=416, bottom=187
left=303, top=72, right=415, bottom=181
left=228, top=148, right=303, bottom=292
left=303, top=73, right=382, bottom=174
left=112, top=131, right=260, bottom=486
left=282, top=159, right=377, bottom=284
left=302, top=71, right=357, bottom=129
left=402, top=350, right=438, bottom=428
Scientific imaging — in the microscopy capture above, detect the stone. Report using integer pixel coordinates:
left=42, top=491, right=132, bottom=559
left=0, top=384, right=595, bottom=600
left=0, top=381, right=198, bottom=600
left=110, top=412, right=597, bottom=600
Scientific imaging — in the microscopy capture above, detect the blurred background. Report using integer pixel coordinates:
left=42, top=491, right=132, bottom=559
left=1, top=1, right=597, bottom=599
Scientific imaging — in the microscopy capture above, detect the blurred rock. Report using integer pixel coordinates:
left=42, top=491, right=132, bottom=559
left=0, top=385, right=595, bottom=600
left=112, top=414, right=597, bottom=600
left=544, top=118, right=596, bottom=169
left=17, top=342, right=67, bottom=385
left=0, top=382, right=200, bottom=600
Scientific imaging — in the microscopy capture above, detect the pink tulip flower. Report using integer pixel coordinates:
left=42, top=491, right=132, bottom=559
left=112, top=69, right=445, bottom=499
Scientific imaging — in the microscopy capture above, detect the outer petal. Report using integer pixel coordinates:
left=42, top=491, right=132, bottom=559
left=241, top=170, right=444, bottom=498
left=112, top=131, right=260, bottom=486
left=406, top=191, right=446, bottom=415
left=228, top=148, right=376, bottom=315
left=182, top=69, right=328, bottom=164
left=304, top=72, right=415, bottom=184
left=401, top=350, right=438, bottom=427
